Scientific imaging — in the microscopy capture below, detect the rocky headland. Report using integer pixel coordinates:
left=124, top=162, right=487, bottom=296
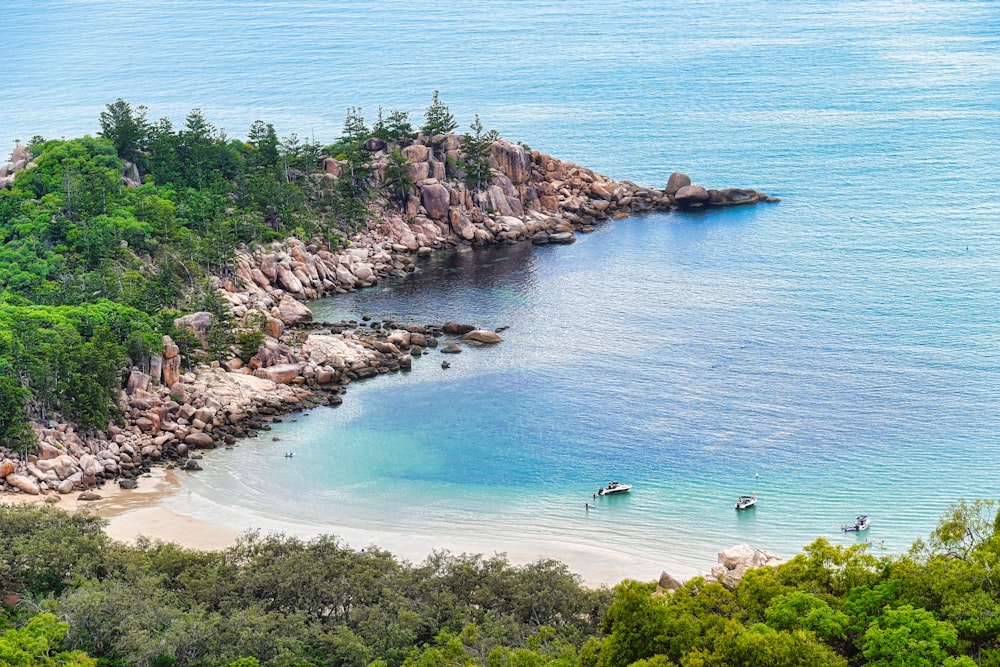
left=0, top=135, right=777, bottom=579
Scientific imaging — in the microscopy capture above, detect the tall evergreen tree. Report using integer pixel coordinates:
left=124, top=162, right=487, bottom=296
left=98, top=98, right=150, bottom=169
left=382, top=147, right=414, bottom=211
left=422, top=90, right=458, bottom=138
left=461, top=115, right=499, bottom=191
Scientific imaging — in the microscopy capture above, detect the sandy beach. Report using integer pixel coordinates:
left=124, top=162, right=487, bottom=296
left=2, top=467, right=699, bottom=587
left=3, top=469, right=240, bottom=552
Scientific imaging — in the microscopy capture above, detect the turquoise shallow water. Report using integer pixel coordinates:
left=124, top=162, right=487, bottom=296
left=2, top=0, right=998, bottom=582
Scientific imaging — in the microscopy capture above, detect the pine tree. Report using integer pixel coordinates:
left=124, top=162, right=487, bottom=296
left=421, top=90, right=458, bottom=139
left=382, top=147, right=414, bottom=211
left=461, top=115, right=499, bottom=191
left=98, top=98, right=150, bottom=169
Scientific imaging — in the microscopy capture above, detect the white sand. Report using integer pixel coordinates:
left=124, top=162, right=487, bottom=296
left=4, top=468, right=700, bottom=587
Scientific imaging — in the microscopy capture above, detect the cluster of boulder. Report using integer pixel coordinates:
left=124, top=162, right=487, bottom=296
left=0, top=145, right=33, bottom=189
left=658, top=543, right=785, bottom=593
left=321, top=137, right=778, bottom=257
left=0, top=313, right=500, bottom=496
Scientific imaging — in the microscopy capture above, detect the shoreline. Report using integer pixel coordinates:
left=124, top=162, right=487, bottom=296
left=5, top=467, right=699, bottom=587
left=2, top=142, right=777, bottom=586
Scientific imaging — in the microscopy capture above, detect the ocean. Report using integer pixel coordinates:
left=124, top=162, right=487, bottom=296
left=2, top=0, right=998, bottom=583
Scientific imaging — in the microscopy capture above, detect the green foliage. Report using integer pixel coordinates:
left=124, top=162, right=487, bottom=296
left=0, top=368, right=34, bottom=454
left=0, top=302, right=157, bottom=430
left=421, top=90, right=458, bottom=139
left=341, top=106, right=369, bottom=145
left=462, top=115, right=500, bottom=191
left=373, top=107, right=417, bottom=144
left=0, top=613, right=96, bottom=666
left=382, top=148, right=414, bottom=211
left=2, top=502, right=1000, bottom=666
left=0, top=503, right=108, bottom=597
left=861, top=604, right=959, bottom=666
left=98, top=98, right=151, bottom=169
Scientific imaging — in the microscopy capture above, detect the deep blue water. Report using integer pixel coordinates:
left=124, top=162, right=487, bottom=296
left=2, top=0, right=998, bottom=582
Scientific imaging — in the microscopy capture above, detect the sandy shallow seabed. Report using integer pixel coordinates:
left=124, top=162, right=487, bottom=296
left=3, top=469, right=699, bottom=587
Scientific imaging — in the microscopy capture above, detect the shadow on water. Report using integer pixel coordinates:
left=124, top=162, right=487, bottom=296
left=310, top=242, right=540, bottom=324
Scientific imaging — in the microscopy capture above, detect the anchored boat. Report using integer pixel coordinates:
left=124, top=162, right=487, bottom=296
left=598, top=481, right=632, bottom=496
left=842, top=515, right=871, bottom=532
left=735, top=493, right=757, bottom=510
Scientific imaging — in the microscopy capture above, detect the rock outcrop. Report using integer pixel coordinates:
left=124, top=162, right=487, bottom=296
left=707, top=544, right=785, bottom=590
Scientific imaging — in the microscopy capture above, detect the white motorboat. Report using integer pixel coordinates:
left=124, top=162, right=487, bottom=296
left=598, top=481, right=632, bottom=496
left=842, top=515, right=871, bottom=532
left=735, top=493, right=757, bottom=510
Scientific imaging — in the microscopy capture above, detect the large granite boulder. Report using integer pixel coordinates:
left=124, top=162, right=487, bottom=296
left=443, top=322, right=477, bottom=335
left=362, top=137, right=387, bottom=152
left=708, top=188, right=760, bottom=206
left=278, top=295, right=313, bottom=324
left=276, top=264, right=303, bottom=293
left=665, top=172, right=691, bottom=195
left=673, top=184, right=710, bottom=208
left=403, top=144, right=430, bottom=163
left=421, top=183, right=450, bottom=220
left=322, top=157, right=341, bottom=178
left=713, top=544, right=784, bottom=590
left=174, top=312, right=215, bottom=345
left=162, top=355, right=181, bottom=388
left=463, top=329, right=503, bottom=344
left=657, top=570, right=684, bottom=593
left=184, top=432, right=215, bottom=449
left=7, top=474, right=40, bottom=495
left=254, top=363, right=302, bottom=384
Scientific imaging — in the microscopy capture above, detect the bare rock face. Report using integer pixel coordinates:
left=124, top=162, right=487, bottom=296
left=462, top=329, right=503, bottom=344
left=491, top=142, right=533, bottom=184
left=162, top=335, right=180, bottom=359
left=126, top=370, right=152, bottom=395
left=277, top=295, right=313, bottom=324
left=403, top=144, right=430, bottom=163
left=362, top=137, right=387, bottom=152
left=421, top=183, right=451, bottom=220
left=7, top=474, right=40, bottom=495
left=713, top=544, right=784, bottom=590
left=718, top=543, right=755, bottom=569
left=260, top=254, right=279, bottom=282
left=276, top=264, right=303, bottom=293
left=0, top=459, right=15, bottom=478
left=322, top=157, right=341, bottom=178
left=253, top=363, right=302, bottom=384
left=673, top=184, right=710, bottom=208
left=163, top=354, right=182, bottom=388
left=665, top=172, right=691, bottom=195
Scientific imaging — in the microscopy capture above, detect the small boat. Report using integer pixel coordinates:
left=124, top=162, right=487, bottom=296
left=841, top=515, right=870, bottom=532
left=735, top=493, right=757, bottom=510
left=598, top=481, right=632, bottom=496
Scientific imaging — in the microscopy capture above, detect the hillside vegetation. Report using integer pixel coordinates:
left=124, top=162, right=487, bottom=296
left=0, top=94, right=477, bottom=452
left=2, top=499, right=1000, bottom=666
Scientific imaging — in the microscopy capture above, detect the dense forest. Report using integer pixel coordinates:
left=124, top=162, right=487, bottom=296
left=2, top=499, right=1000, bottom=666
left=0, top=93, right=491, bottom=453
